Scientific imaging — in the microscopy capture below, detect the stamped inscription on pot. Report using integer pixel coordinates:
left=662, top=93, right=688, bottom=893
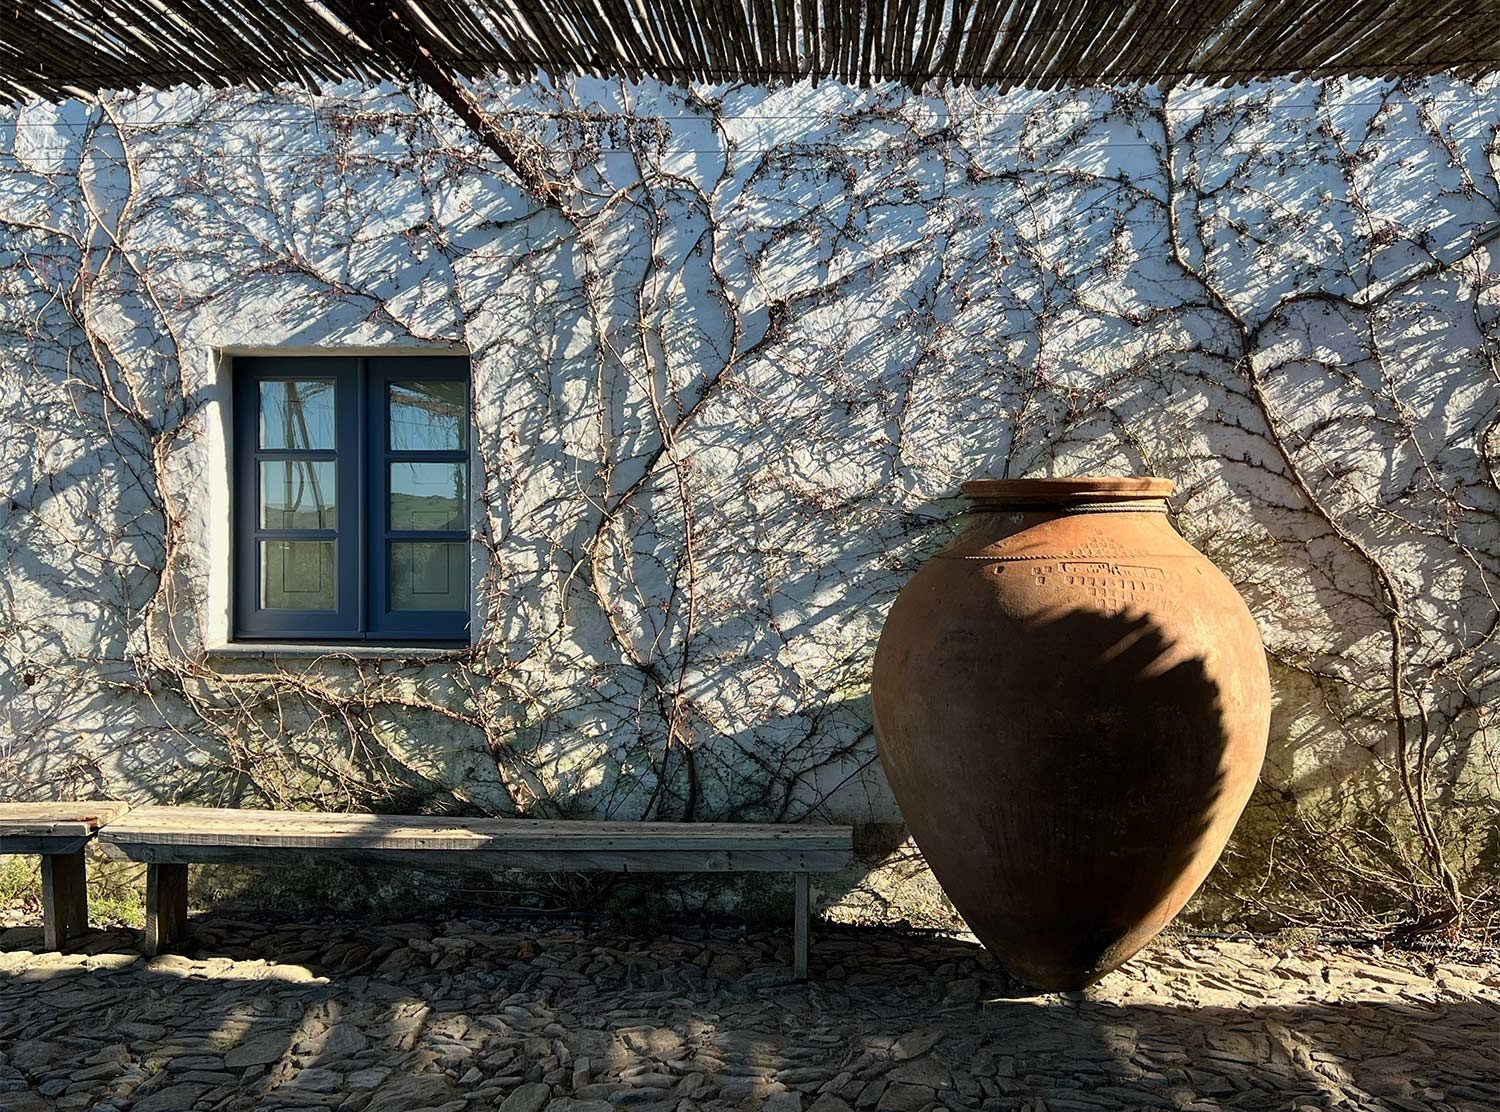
left=1032, top=560, right=1179, bottom=613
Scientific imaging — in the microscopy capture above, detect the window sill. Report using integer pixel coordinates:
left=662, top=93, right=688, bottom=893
left=205, top=643, right=469, bottom=661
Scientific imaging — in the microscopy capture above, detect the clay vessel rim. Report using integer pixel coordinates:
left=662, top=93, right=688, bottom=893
left=961, top=477, right=1174, bottom=504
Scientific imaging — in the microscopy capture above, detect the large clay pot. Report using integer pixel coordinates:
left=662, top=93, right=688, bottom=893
left=872, top=477, right=1270, bottom=991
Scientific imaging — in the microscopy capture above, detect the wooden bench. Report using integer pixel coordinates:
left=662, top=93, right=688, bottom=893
left=0, top=802, right=129, bottom=950
left=98, top=806, right=853, bottom=976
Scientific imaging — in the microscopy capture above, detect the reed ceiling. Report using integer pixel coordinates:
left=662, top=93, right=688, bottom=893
left=4, top=1, right=1499, bottom=103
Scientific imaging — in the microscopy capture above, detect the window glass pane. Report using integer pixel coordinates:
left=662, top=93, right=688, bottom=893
left=260, top=540, right=336, bottom=610
left=260, top=379, right=335, bottom=449
left=390, top=462, right=466, bottom=531
left=390, top=542, right=467, bottom=611
left=390, top=380, right=465, bottom=450
left=260, top=461, right=336, bottom=529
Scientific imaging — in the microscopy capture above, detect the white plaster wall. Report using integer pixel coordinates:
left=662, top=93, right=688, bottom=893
left=1, top=75, right=1497, bottom=924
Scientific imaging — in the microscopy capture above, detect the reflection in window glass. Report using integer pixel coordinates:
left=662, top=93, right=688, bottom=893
left=390, top=380, right=465, bottom=451
left=259, top=380, right=336, bottom=449
left=260, top=540, right=336, bottom=610
left=260, top=461, right=336, bottom=529
left=391, top=542, right=467, bottom=611
left=389, top=462, right=466, bottom=531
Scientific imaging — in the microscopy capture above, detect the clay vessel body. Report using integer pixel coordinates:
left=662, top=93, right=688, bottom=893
left=872, top=478, right=1270, bottom=991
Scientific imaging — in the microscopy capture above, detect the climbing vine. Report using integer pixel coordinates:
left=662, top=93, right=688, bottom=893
left=0, top=74, right=1496, bottom=934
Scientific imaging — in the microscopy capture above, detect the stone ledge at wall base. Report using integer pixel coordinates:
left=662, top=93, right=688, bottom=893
left=0, top=802, right=853, bottom=979
left=872, top=477, right=1273, bottom=992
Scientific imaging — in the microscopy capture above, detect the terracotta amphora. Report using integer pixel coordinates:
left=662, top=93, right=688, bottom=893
left=872, top=477, right=1270, bottom=991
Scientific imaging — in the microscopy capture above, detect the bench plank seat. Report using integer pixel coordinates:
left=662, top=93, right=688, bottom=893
left=98, top=806, right=852, bottom=872
left=0, top=802, right=131, bottom=854
left=0, top=801, right=129, bottom=950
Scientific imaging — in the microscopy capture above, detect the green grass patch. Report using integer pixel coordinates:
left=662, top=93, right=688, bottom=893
left=0, top=856, right=39, bottom=905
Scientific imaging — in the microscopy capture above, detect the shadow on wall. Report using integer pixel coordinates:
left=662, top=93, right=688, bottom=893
left=4, top=76, right=1498, bottom=930
left=1174, top=459, right=1492, bottom=926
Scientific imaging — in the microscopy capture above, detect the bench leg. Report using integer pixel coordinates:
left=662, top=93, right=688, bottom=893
left=144, top=863, right=189, bottom=956
left=793, top=872, right=809, bottom=979
left=40, top=851, right=88, bottom=951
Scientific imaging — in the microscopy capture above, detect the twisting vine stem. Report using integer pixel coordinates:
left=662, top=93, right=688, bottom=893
left=1, top=73, right=1497, bottom=932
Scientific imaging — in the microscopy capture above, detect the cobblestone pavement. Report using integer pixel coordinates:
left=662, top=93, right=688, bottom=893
left=0, top=914, right=1496, bottom=1112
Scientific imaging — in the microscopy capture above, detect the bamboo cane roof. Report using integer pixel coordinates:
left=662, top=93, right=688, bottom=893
left=4, top=1, right=1498, bottom=103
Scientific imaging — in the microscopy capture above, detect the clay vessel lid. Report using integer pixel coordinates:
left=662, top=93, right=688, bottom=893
left=961, top=476, right=1174, bottom=504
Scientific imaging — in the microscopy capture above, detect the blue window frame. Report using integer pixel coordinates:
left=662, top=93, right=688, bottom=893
left=234, top=355, right=471, bottom=643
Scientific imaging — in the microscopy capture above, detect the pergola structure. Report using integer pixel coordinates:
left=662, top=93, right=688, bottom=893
left=4, top=0, right=1499, bottom=103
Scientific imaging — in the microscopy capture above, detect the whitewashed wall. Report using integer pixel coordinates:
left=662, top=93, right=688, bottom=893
left=1, top=75, right=1497, bottom=925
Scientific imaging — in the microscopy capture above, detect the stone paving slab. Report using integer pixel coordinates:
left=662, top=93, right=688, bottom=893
left=0, top=914, right=1496, bottom=1112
